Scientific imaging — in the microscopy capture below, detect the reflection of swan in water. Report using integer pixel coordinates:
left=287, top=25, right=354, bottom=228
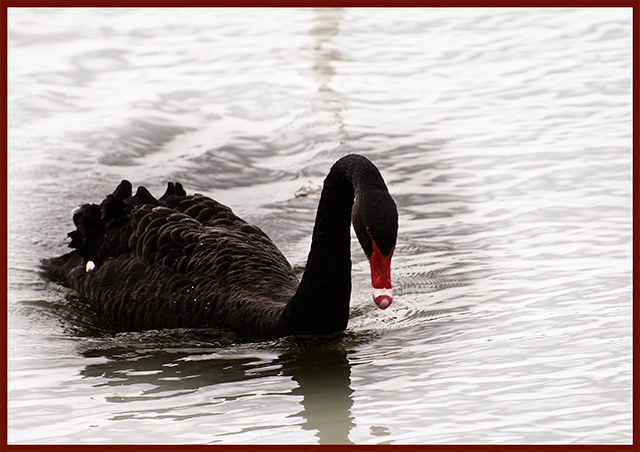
left=80, top=334, right=355, bottom=444
left=282, top=346, right=354, bottom=444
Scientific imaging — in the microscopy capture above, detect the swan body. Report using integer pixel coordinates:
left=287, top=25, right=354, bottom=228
left=42, top=154, right=398, bottom=339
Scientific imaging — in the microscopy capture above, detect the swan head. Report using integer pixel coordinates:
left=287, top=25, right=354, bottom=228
left=353, top=187, right=398, bottom=310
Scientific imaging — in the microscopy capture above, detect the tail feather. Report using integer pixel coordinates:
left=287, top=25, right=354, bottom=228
left=42, top=180, right=187, bottom=285
left=111, top=180, right=133, bottom=202
left=68, top=203, right=103, bottom=259
left=127, top=186, right=158, bottom=207
left=160, top=182, right=186, bottom=200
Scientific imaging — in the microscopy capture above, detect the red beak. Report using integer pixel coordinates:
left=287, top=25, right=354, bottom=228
left=368, top=239, right=394, bottom=309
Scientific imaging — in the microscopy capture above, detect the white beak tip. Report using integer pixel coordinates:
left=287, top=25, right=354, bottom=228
left=372, top=288, right=393, bottom=309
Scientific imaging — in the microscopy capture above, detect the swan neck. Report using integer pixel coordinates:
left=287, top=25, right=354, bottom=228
left=282, top=155, right=390, bottom=335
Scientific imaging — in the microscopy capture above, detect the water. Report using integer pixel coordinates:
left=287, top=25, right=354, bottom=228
left=7, top=7, right=632, bottom=444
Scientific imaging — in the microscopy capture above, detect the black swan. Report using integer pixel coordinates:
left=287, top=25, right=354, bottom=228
left=42, top=154, right=398, bottom=339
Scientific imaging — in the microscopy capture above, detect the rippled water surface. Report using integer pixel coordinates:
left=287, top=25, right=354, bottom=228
left=7, top=7, right=632, bottom=444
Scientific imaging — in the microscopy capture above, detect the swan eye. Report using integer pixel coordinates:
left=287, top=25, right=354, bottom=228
left=366, top=227, right=372, bottom=235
